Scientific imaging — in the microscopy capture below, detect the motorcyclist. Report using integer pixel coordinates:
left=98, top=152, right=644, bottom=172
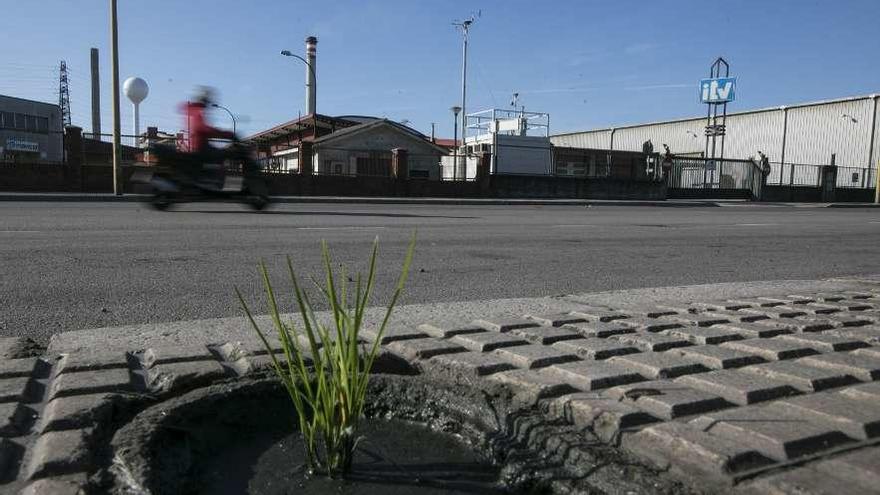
left=181, top=87, right=235, bottom=185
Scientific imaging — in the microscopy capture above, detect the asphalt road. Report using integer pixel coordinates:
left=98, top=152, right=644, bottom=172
left=1, top=201, right=878, bottom=343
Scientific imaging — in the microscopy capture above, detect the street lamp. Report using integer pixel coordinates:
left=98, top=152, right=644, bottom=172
left=211, top=103, right=236, bottom=135
left=451, top=105, right=461, bottom=181
left=281, top=49, right=317, bottom=115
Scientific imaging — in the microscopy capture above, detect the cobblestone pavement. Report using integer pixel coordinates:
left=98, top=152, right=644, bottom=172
left=2, top=278, right=880, bottom=493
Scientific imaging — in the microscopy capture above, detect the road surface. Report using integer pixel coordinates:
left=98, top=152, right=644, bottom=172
left=1, top=201, right=877, bottom=343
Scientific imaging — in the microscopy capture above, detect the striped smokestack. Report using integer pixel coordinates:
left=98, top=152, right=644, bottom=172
left=305, top=36, right=317, bottom=115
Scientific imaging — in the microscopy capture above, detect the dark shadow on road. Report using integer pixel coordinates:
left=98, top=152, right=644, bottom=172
left=183, top=209, right=478, bottom=219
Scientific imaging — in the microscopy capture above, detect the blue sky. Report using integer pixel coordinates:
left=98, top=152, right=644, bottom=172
left=3, top=0, right=880, bottom=138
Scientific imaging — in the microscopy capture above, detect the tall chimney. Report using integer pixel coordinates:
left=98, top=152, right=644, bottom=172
left=305, top=36, right=317, bottom=115
left=90, top=48, right=101, bottom=138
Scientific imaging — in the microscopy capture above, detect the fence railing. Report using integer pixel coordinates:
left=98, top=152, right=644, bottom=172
left=766, top=162, right=877, bottom=189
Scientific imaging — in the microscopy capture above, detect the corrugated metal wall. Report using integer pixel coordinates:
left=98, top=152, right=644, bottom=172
left=551, top=95, right=879, bottom=170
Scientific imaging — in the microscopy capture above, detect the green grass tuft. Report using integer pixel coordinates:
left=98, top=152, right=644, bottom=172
left=236, top=233, right=416, bottom=477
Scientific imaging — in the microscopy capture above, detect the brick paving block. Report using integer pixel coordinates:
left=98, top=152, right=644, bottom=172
left=840, top=381, right=880, bottom=401
left=802, top=303, right=844, bottom=314
left=524, top=312, right=588, bottom=327
left=800, top=352, right=880, bottom=381
left=26, top=429, right=92, bottom=480
left=450, top=332, right=529, bottom=352
left=740, top=306, right=808, bottom=319
left=742, top=360, right=859, bottom=392
left=0, top=377, right=33, bottom=403
left=59, top=351, right=129, bottom=374
left=417, top=323, right=486, bottom=339
left=653, top=303, right=696, bottom=314
left=618, top=317, right=683, bottom=333
left=759, top=295, right=815, bottom=305
left=40, top=393, right=114, bottom=433
left=510, top=325, right=582, bottom=345
left=700, top=310, right=769, bottom=323
left=361, top=326, right=428, bottom=344
left=0, top=402, right=30, bottom=437
left=131, top=344, right=214, bottom=369
left=670, top=346, right=765, bottom=370
left=624, top=422, right=774, bottom=482
left=493, top=345, right=579, bottom=369
left=713, top=322, right=791, bottom=339
left=386, top=338, right=467, bottom=361
left=425, top=351, right=515, bottom=377
left=471, top=317, right=538, bottom=333
left=688, top=405, right=853, bottom=461
left=824, top=313, right=876, bottom=327
left=605, top=380, right=732, bottom=419
left=549, top=392, right=657, bottom=442
left=546, top=361, right=645, bottom=391
left=816, top=446, right=880, bottom=491
left=677, top=369, right=800, bottom=405
left=659, top=313, right=730, bottom=328
left=146, top=360, right=226, bottom=394
left=664, top=326, right=744, bottom=345
left=728, top=298, right=784, bottom=308
left=622, top=305, right=679, bottom=318
left=748, top=464, right=870, bottom=495
left=487, top=368, right=578, bottom=401
left=551, top=338, right=640, bottom=360
left=834, top=326, right=880, bottom=345
left=609, top=352, right=707, bottom=379
left=0, top=358, right=37, bottom=379
left=777, top=333, right=870, bottom=352
left=569, top=306, right=630, bottom=322
left=855, top=346, right=880, bottom=359
left=766, top=316, right=837, bottom=333
left=612, top=333, right=693, bottom=352
left=562, top=321, right=636, bottom=338
left=691, top=301, right=752, bottom=311
left=799, top=292, right=846, bottom=303
left=721, top=338, right=819, bottom=361
left=832, top=300, right=875, bottom=311
left=773, top=393, right=880, bottom=440
left=843, top=290, right=878, bottom=300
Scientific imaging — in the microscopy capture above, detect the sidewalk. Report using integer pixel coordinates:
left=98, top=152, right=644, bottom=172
left=2, top=276, right=880, bottom=493
left=1, top=191, right=879, bottom=207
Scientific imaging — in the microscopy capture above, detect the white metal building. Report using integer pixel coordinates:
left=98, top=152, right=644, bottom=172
left=551, top=94, right=880, bottom=177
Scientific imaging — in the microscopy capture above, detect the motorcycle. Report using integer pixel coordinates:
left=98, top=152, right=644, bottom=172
left=131, top=140, right=270, bottom=211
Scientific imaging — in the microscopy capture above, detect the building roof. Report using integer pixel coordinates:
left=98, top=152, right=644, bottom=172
left=245, top=113, right=359, bottom=144
left=433, top=138, right=457, bottom=148
left=0, top=94, right=60, bottom=110
left=552, top=92, right=880, bottom=137
left=312, top=119, right=449, bottom=154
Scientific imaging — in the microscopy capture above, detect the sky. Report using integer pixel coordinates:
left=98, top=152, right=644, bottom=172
left=3, top=0, right=880, bottom=139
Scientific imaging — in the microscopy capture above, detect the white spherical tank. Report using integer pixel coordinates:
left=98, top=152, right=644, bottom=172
left=123, top=77, right=149, bottom=147
left=123, top=77, right=149, bottom=104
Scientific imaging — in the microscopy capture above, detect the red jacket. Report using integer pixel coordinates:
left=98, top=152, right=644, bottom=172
left=181, top=102, right=234, bottom=152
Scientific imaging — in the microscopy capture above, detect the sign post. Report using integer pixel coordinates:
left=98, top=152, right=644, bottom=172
left=701, top=58, right=735, bottom=166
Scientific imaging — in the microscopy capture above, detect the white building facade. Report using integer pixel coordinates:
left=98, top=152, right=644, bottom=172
left=551, top=94, right=880, bottom=187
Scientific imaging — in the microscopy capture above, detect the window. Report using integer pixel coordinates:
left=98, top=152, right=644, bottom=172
left=0, top=112, right=13, bottom=129
left=15, top=113, right=26, bottom=130
left=26, top=115, right=37, bottom=132
left=37, top=117, right=48, bottom=133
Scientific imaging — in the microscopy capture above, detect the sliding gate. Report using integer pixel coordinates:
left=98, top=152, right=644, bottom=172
left=666, top=157, right=765, bottom=200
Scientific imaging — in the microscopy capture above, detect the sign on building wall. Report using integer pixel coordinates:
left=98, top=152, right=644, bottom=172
left=6, top=138, right=39, bottom=153
left=700, top=77, right=737, bottom=104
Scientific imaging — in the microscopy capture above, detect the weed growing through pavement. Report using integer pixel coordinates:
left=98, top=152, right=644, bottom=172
left=236, top=234, right=415, bottom=477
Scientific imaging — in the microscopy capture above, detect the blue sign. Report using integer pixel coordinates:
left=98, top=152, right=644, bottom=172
left=700, top=77, right=736, bottom=104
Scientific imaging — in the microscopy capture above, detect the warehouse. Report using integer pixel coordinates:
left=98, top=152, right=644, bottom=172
left=0, top=94, right=63, bottom=163
left=551, top=94, right=879, bottom=188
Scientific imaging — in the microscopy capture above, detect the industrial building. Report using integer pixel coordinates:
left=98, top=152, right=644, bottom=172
left=550, top=93, right=880, bottom=188
left=0, top=94, right=64, bottom=163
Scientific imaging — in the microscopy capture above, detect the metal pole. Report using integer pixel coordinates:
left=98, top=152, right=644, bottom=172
left=213, top=104, right=236, bottom=135
left=109, top=0, right=121, bottom=195
left=875, top=159, right=879, bottom=203
left=779, top=106, right=788, bottom=184
left=460, top=24, right=469, bottom=181
left=452, top=114, right=458, bottom=181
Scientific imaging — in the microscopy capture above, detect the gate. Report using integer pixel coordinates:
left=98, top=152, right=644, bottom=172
left=666, top=157, right=764, bottom=200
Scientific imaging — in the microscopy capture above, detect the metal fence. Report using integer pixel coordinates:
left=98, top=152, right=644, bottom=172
left=766, top=162, right=877, bottom=189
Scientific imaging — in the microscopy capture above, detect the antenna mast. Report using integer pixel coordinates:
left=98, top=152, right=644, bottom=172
left=452, top=11, right=478, bottom=180
left=59, top=60, right=72, bottom=128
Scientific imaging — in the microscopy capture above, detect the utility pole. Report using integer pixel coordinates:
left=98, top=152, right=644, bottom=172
left=110, top=0, right=122, bottom=195
left=90, top=48, right=101, bottom=139
left=453, top=14, right=477, bottom=180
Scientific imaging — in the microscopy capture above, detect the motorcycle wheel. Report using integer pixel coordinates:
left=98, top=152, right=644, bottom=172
left=150, top=192, right=173, bottom=211
left=247, top=195, right=269, bottom=211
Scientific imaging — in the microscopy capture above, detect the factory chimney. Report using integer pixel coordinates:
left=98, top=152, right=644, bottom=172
left=90, top=48, right=101, bottom=138
left=305, top=36, right=317, bottom=115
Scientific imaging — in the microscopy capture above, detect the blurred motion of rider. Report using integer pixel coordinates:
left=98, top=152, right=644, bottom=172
left=180, top=87, right=235, bottom=183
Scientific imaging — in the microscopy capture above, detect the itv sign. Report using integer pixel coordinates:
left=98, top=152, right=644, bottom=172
left=700, top=77, right=736, bottom=104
